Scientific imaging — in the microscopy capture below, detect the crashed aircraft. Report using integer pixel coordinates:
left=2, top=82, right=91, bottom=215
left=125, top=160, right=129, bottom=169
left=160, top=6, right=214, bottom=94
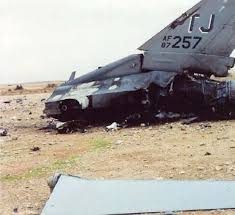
left=44, top=0, right=235, bottom=123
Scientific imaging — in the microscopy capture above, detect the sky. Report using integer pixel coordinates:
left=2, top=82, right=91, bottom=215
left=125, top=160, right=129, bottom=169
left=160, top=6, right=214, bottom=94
left=1, top=0, right=234, bottom=84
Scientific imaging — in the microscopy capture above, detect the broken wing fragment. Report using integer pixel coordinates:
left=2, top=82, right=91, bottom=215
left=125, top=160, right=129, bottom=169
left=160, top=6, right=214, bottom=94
left=41, top=174, right=235, bottom=215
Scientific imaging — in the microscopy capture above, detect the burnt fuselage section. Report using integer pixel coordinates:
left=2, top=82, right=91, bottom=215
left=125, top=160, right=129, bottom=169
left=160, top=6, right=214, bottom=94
left=44, top=55, right=235, bottom=122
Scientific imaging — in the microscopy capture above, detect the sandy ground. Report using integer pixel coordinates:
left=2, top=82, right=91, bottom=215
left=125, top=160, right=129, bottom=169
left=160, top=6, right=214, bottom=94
left=0, top=77, right=235, bottom=215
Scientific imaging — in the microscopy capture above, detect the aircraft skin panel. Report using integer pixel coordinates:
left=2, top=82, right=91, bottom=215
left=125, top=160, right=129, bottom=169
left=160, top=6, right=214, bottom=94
left=70, top=54, right=143, bottom=85
left=41, top=175, right=235, bottom=215
left=142, top=52, right=235, bottom=77
left=138, top=0, right=235, bottom=57
left=45, top=71, right=176, bottom=110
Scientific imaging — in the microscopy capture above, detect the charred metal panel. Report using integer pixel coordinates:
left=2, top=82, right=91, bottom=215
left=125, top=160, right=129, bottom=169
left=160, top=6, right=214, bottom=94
left=90, top=71, right=176, bottom=108
left=164, top=77, right=235, bottom=117
left=72, top=54, right=143, bottom=84
left=44, top=102, right=61, bottom=116
left=143, top=52, right=235, bottom=77
left=45, top=71, right=176, bottom=110
left=41, top=175, right=235, bottom=215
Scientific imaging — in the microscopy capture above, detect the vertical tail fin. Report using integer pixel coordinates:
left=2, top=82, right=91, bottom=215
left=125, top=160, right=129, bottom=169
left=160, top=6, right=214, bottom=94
left=68, top=71, right=76, bottom=82
left=139, top=0, right=235, bottom=57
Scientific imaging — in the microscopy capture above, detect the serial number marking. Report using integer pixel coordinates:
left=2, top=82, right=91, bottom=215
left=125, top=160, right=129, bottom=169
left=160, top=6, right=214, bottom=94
left=161, top=36, right=202, bottom=49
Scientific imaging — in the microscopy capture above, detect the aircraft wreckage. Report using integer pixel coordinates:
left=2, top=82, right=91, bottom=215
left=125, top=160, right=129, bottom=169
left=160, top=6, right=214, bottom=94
left=41, top=174, right=235, bottom=215
left=44, top=0, right=235, bottom=123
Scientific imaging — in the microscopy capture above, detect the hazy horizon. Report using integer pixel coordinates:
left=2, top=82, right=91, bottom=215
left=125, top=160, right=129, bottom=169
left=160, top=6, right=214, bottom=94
left=2, top=0, right=235, bottom=84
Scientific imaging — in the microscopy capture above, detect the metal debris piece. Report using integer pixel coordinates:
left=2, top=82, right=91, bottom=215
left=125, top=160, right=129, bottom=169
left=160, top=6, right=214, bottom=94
left=56, top=121, right=86, bottom=134
left=123, top=113, right=142, bottom=125
left=155, top=112, right=181, bottom=120
left=181, top=116, right=199, bottom=125
left=39, top=120, right=57, bottom=131
left=41, top=175, right=235, bottom=215
left=0, top=128, right=8, bottom=136
left=13, top=208, right=18, bottom=213
left=40, top=120, right=87, bottom=134
left=31, top=146, right=40, bottom=152
left=199, top=123, right=212, bottom=129
left=105, top=122, right=120, bottom=131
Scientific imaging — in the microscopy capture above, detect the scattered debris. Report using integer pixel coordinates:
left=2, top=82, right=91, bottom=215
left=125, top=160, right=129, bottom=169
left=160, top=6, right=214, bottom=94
left=0, top=128, right=8, bottom=136
left=56, top=121, right=87, bottom=134
left=40, top=120, right=57, bottom=131
left=13, top=208, right=18, bottom=213
left=15, top=98, right=23, bottom=104
left=140, top=123, right=146, bottom=127
left=31, top=146, right=40, bottom=152
left=41, top=119, right=89, bottom=134
left=106, top=122, right=120, bottom=131
left=181, top=116, right=199, bottom=125
left=199, top=123, right=212, bottom=129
